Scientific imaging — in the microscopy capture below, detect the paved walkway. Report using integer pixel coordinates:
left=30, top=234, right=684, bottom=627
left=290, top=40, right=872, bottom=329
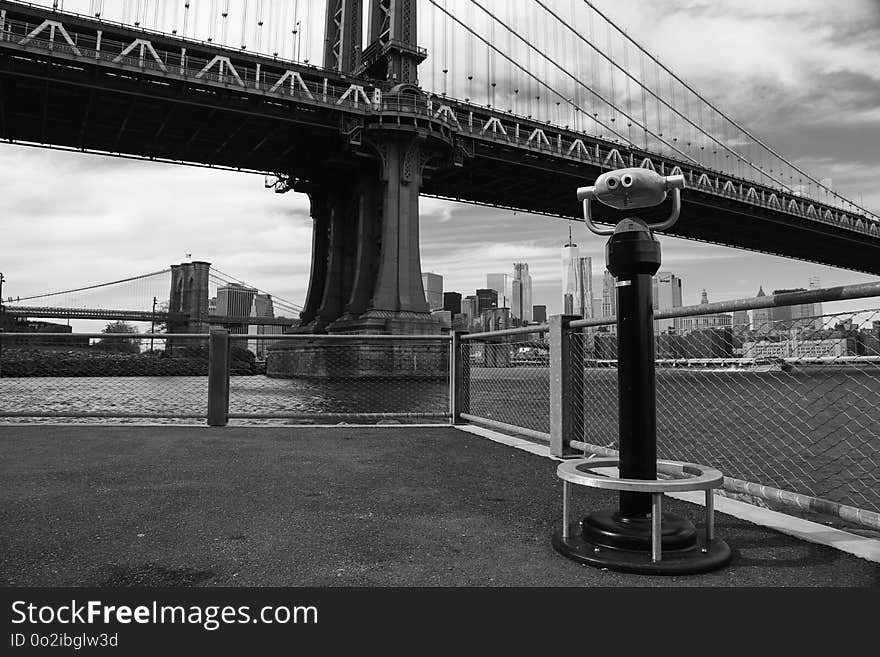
left=1, top=425, right=877, bottom=586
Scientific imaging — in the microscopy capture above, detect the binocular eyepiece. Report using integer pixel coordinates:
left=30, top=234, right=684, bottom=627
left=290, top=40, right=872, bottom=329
left=577, top=168, right=686, bottom=211
left=577, top=167, right=687, bottom=236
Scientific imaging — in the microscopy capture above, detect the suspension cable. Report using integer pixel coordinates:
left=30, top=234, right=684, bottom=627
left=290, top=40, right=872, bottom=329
left=428, top=0, right=632, bottom=146
left=530, top=0, right=796, bottom=194
left=9, top=270, right=172, bottom=303
left=458, top=0, right=698, bottom=163
left=580, top=0, right=874, bottom=217
left=210, top=267, right=303, bottom=311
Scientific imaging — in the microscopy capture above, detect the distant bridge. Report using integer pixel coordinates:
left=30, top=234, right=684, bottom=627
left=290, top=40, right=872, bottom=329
left=2, top=305, right=298, bottom=327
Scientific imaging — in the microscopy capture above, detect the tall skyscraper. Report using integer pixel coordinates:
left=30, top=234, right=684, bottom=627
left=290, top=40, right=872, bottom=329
left=461, top=295, right=479, bottom=330
left=486, top=273, right=512, bottom=309
left=653, top=271, right=683, bottom=334
left=601, top=270, right=617, bottom=319
left=216, top=283, right=257, bottom=334
left=248, top=293, right=278, bottom=358
left=422, top=272, right=443, bottom=311
left=561, top=228, right=593, bottom=318
left=512, top=262, right=533, bottom=322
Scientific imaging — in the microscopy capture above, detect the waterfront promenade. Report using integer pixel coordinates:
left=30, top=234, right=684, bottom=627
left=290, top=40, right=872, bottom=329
left=1, top=424, right=877, bottom=587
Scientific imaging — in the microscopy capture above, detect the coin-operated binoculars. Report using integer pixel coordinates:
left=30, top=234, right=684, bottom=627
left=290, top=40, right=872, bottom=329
left=551, top=168, right=731, bottom=574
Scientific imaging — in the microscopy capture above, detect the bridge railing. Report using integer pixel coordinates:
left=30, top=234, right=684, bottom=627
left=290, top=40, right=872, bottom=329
left=459, top=283, right=880, bottom=531
left=0, top=330, right=453, bottom=426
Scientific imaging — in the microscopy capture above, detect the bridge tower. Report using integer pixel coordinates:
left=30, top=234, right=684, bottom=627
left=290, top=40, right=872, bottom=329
left=168, top=261, right=210, bottom=334
left=295, top=0, right=437, bottom=336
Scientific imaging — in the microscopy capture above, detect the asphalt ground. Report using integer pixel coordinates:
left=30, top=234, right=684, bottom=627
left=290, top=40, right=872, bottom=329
left=1, top=425, right=877, bottom=587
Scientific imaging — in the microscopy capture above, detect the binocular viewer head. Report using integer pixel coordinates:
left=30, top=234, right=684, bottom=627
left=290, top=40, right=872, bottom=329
left=577, top=167, right=686, bottom=236
left=577, top=168, right=686, bottom=211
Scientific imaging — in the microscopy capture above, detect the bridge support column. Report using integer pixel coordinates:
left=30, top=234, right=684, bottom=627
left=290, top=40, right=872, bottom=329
left=269, top=133, right=447, bottom=378
left=296, top=134, right=440, bottom=336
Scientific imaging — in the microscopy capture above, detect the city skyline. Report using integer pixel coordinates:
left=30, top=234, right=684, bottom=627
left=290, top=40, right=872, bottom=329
left=2, top=0, right=879, bottom=334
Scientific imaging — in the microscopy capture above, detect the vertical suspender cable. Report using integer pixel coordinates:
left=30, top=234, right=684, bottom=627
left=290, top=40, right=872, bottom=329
left=256, top=0, right=264, bottom=52
left=221, top=0, right=229, bottom=46
left=241, top=0, right=249, bottom=49
left=182, top=1, right=190, bottom=39
left=589, top=7, right=596, bottom=134
left=302, top=0, right=310, bottom=64
left=640, top=51, right=648, bottom=150
left=208, top=0, right=217, bottom=41
left=624, top=35, right=633, bottom=144
left=607, top=20, right=615, bottom=138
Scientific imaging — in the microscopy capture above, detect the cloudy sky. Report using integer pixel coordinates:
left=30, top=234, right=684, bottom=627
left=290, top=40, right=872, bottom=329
left=1, top=0, right=879, bottom=332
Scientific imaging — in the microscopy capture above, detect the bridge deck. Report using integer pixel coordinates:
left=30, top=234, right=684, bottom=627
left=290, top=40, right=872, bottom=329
left=0, top=424, right=876, bottom=586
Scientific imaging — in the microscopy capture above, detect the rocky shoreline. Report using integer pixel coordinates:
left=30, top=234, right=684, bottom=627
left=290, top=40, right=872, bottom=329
left=0, top=348, right=264, bottom=377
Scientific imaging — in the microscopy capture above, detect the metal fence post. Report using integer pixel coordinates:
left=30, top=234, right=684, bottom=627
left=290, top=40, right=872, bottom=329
left=207, top=329, right=230, bottom=427
left=450, top=331, right=469, bottom=424
left=550, top=314, right=581, bottom=457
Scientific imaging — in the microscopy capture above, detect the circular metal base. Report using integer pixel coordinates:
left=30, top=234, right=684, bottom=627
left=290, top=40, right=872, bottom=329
left=582, top=510, right=697, bottom=551
left=552, top=524, right=732, bottom=575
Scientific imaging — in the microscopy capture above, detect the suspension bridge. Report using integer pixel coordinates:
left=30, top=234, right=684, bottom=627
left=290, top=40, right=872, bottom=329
left=0, top=0, right=878, bottom=334
left=0, top=262, right=302, bottom=330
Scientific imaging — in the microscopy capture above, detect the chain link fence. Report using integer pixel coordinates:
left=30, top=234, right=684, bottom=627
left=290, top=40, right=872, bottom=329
left=460, top=303, right=880, bottom=522
left=568, top=309, right=880, bottom=515
left=0, top=332, right=452, bottom=425
left=227, top=335, right=450, bottom=424
left=461, top=335, right=550, bottom=434
left=0, top=333, right=212, bottom=422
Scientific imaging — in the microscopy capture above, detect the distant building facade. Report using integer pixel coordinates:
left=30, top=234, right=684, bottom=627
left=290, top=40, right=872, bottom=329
left=486, top=273, right=512, bottom=310
left=679, top=290, right=732, bottom=334
left=512, top=262, right=533, bottom=323
left=653, top=271, right=683, bottom=334
left=461, top=295, right=479, bottom=330
left=215, top=283, right=258, bottom=334
left=422, top=273, right=443, bottom=311
left=443, top=292, right=462, bottom=315
left=533, top=305, right=547, bottom=324
left=475, top=288, right=498, bottom=314
left=562, top=236, right=593, bottom=319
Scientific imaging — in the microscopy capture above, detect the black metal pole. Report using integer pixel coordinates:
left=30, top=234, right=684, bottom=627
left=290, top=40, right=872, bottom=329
left=605, top=218, right=662, bottom=518
left=0, top=273, right=5, bottom=378
left=150, top=296, right=156, bottom=353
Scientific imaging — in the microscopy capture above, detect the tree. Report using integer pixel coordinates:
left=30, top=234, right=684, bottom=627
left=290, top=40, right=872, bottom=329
left=94, top=321, right=141, bottom=354
left=152, top=300, right=170, bottom=334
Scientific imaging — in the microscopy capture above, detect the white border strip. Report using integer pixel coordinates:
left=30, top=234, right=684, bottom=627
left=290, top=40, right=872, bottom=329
left=456, top=424, right=880, bottom=564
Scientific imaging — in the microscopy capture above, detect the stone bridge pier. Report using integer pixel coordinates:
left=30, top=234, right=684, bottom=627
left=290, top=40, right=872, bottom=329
left=167, top=261, right=211, bottom=335
left=268, top=0, right=449, bottom=378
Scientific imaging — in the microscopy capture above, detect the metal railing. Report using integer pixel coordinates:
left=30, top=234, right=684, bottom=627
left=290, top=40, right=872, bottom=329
left=0, top=331, right=453, bottom=425
left=460, top=282, right=880, bottom=530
